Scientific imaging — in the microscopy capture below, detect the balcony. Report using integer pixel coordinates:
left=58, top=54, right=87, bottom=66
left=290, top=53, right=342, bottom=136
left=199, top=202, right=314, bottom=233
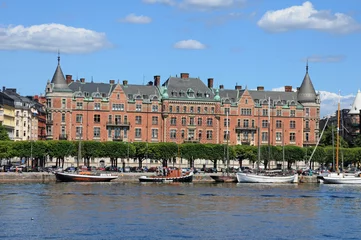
left=303, top=127, right=310, bottom=132
left=187, top=124, right=197, bottom=129
left=106, top=121, right=130, bottom=127
left=113, top=136, right=123, bottom=141
left=235, top=126, right=257, bottom=132
left=184, top=138, right=200, bottom=143
left=59, top=134, right=67, bottom=140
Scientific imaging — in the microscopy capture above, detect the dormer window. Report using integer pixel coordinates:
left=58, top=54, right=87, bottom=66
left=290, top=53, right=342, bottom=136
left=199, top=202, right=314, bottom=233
left=171, top=90, right=177, bottom=97
left=205, top=93, right=210, bottom=98
left=179, top=91, right=185, bottom=97
left=102, top=93, right=107, bottom=98
left=196, top=91, right=202, bottom=97
left=187, top=88, right=194, bottom=98
left=128, top=94, right=133, bottom=100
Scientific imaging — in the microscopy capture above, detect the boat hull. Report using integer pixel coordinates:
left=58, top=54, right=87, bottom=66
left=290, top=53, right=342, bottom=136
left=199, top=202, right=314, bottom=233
left=139, top=172, right=193, bottom=183
left=237, top=172, right=298, bottom=183
left=55, top=172, right=118, bottom=182
left=321, top=175, right=361, bottom=184
left=210, top=175, right=237, bottom=183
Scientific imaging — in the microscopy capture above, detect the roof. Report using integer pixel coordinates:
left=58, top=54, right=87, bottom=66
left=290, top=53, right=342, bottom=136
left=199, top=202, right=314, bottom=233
left=69, top=82, right=117, bottom=97
left=51, top=57, right=71, bottom=92
left=121, top=84, right=161, bottom=100
left=349, top=90, right=361, bottom=114
left=0, top=92, right=15, bottom=108
left=219, top=89, right=239, bottom=104
left=297, top=65, right=317, bottom=103
left=162, top=76, right=215, bottom=101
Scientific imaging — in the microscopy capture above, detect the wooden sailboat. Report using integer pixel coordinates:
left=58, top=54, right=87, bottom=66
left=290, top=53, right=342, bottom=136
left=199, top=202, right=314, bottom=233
left=321, top=92, right=361, bottom=184
left=54, top=134, right=118, bottom=182
left=210, top=111, right=237, bottom=183
left=237, top=97, right=298, bottom=183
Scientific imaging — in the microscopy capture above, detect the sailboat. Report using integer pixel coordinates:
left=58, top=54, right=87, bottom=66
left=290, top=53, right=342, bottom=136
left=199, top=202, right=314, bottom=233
left=210, top=111, right=238, bottom=183
left=54, top=134, right=118, bottom=182
left=320, top=92, right=361, bottom=184
left=237, top=97, right=298, bottom=183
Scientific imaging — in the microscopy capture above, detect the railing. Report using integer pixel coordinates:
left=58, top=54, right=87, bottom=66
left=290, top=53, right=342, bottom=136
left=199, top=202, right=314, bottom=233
left=113, top=136, right=123, bottom=141
left=106, top=121, right=130, bottom=126
left=235, top=126, right=257, bottom=131
left=303, top=127, right=310, bottom=132
left=184, top=138, right=200, bottom=143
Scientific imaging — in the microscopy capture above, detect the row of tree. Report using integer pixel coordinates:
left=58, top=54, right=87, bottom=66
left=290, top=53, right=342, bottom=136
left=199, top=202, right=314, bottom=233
left=1, top=140, right=360, bottom=170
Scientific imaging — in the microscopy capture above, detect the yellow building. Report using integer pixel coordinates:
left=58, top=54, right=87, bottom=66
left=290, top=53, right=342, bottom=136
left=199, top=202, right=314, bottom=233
left=0, top=91, right=15, bottom=139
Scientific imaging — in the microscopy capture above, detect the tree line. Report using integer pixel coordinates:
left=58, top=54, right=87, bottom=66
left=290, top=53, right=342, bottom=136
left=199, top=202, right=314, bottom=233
left=0, top=140, right=360, bottom=170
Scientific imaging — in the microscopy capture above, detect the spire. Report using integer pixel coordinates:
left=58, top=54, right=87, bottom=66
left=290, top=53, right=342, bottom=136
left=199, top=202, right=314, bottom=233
left=297, top=63, right=316, bottom=103
left=349, top=89, right=361, bottom=114
left=51, top=55, right=71, bottom=92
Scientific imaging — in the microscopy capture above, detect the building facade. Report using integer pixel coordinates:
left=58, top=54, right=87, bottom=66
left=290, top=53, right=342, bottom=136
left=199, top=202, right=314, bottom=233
left=0, top=91, right=15, bottom=139
left=45, top=57, right=320, bottom=147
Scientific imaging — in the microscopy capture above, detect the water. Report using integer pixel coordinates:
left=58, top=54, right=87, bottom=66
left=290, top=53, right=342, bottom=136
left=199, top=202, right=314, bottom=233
left=0, top=182, right=361, bottom=240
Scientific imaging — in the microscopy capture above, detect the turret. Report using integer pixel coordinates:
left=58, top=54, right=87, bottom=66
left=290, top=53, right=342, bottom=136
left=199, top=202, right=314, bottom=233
left=297, top=63, right=317, bottom=103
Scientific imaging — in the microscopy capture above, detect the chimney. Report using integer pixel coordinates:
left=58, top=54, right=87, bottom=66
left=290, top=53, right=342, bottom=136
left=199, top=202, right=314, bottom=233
left=80, top=78, right=85, bottom=83
left=66, top=75, right=72, bottom=84
left=219, top=85, right=224, bottom=89
left=257, top=86, right=264, bottom=91
left=235, top=85, right=242, bottom=90
left=148, top=81, right=153, bottom=86
left=109, top=80, right=115, bottom=84
left=180, top=73, right=189, bottom=79
left=207, top=78, right=214, bottom=88
left=123, top=80, right=128, bottom=86
left=284, top=86, right=292, bottom=92
left=154, top=75, right=160, bottom=87
left=2, top=86, right=5, bottom=92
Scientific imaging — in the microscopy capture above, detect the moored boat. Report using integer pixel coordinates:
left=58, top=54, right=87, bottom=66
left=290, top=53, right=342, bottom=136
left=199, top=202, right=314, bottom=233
left=55, top=171, right=118, bottom=182
left=319, top=172, right=361, bottom=184
left=139, top=168, right=193, bottom=183
left=237, top=172, right=298, bottom=183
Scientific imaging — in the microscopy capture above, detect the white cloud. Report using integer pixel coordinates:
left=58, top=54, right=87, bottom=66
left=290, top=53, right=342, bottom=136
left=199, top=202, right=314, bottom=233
left=142, top=0, right=176, bottom=5
left=304, top=55, right=345, bottom=63
left=258, top=1, right=361, bottom=34
left=174, top=39, right=206, bottom=49
left=119, top=14, right=152, bottom=24
left=0, top=23, right=111, bottom=54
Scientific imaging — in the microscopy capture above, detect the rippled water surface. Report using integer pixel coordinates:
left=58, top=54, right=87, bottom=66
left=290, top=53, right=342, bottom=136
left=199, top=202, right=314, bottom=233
left=1, top=182, right=361, bottom=239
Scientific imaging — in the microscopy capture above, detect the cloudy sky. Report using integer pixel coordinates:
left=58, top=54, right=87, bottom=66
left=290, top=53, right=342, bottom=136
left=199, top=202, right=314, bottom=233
left=0, top=0, right=360, bottom=117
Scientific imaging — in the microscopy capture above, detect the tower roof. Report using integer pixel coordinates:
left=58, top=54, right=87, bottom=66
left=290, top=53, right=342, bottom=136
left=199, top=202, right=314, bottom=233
left=297, top=64, right=317, bottom=103
left=51, top=54, right=71, bottom=92
left=349, top=90, right=361, bottom=114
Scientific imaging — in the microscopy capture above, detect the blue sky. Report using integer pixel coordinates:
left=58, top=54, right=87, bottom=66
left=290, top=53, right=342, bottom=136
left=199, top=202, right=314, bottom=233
left=0, top=0, right=360, bottom=117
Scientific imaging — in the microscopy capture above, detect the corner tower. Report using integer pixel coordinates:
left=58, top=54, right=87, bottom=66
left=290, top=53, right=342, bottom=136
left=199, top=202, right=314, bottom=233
left=297, top=63, right=320, bottom=147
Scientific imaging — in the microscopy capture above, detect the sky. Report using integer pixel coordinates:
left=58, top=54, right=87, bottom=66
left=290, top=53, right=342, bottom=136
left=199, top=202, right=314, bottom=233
left=0, top=0, right=360, bottom=117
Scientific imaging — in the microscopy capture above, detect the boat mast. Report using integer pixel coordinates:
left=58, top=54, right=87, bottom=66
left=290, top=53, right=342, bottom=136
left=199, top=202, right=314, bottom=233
left=226, top=111, right=229, bottom=176
left=336, top=90, right=340, bottom=173
left=332, top=123, right=335, bottom=172
left=257, top=108, right=260, bottom=171
left=77, top=132, right=81, bottom=171
left=268, top=97, right=271, bottom=169
left=282, top=122, right=285, bottom=173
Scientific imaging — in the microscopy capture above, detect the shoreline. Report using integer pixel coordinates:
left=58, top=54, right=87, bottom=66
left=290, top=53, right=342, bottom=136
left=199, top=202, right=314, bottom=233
left=0, top=172, right=318, bottom=183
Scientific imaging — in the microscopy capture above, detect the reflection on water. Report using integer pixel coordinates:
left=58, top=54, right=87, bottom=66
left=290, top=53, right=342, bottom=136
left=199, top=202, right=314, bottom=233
left=1, top=182, right=361, bottom=239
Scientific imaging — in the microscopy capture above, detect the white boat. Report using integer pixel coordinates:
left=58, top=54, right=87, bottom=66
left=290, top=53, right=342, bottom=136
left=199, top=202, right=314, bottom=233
left=321, top=172, right=361, bottom=184
left=237, top=172, right=298, bottom=183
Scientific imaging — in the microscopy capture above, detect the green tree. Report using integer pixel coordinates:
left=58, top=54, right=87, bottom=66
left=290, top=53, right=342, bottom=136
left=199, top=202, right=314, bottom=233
left=319, top=125, right=348, bottom=148
left=132, top=142, right=150, bottom=168
left=0, top=123, right=10, bottom=141
left=148, top=142, right=177, bottom=167
left=232, top=145, right=257, bottom=167
left=48, top=140, right=75, bottom=168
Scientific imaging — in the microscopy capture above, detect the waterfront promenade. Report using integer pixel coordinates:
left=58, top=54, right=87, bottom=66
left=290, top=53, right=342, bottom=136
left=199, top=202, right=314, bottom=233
left=0, top=172, right=318, bottom=183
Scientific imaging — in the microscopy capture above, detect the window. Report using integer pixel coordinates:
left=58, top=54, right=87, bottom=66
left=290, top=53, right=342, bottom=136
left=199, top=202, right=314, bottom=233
left=93, top=127, right=100, bottom=138
left=136, top=104, right=142, bottom=111
left=242, top=132, right=248, bottom=141
left=262, top=109, right=268, bottom=116
left=152, top=129, right=158, bottom=139
left=94, top=114, right=100, bottom=123
left=241, top=108, right=252, bottom=116
left=276, top=132, right=281, bottom=142
left=117, top=93, right=120, bottom=99
left=181, top=130, right=185, bottom=138
left=251, top=120, right=255, bottom=128
left=61, top=113, right=65, bottom=123
left=189, top=117, right=195, bottom=126
left=135, top=128, right=142, bottom=138
left=305, top=132, right=309, bottom=142
left=206, top=130, right=213, bottom=140
left=198, top=118, right=202, bottom=126
left=204, top=107, right=208, bottom=113
left=198, top=130, right=202, bottom=140
left=276, top=120, right=282, bottom=128
left=135, top=116, right=142, bottom=124
left=170, top=117, right=177, bottom=125
left=262, top=120, right=268, bottom=128
left=183, top=106, right=187, bottom=113
left=176, top=106, right=180, bottom=113
left=76, top=102, right=83, bottom=109
left=181, top=117, right=186, bottom=126
left=262, top=132, right=268, bottom=142
left=223, top=131, right=230, bottom=140
left=189, top=106, right=194, bottom=113
left=62, top=99, right=66, bottom=109
left=123, top=129, right=128, bottom=138
left=305, top=108, right=310, bottom=117
left=76, top=126, right=83, bottom=138
left=207, top=118, right=213, bottom=126
left=211, top=107, right=214, bottom=114
left=16, top=130, right=19, bottom=137
left=170, top=129, right=177, bottom=139
left=290, top=132, right=296, bottom=142
left=224, top=118, right=230, bottom=127
left=115, top=115, right=121, bottom=124
left=224, top=108, right=230, bottom=115
left=152, top=116, right=158, bottom=125
left=76, top=114, right=83, bottom=123
left=305, top=121, right=309, bottom=129
left=237, top=119, right=241, bottom=127
left=243, top=119, right=249, bottom=128
left=46, top=99, right=52, bottom=108
left=94, top=103, right=100, bottom=110
left=124, top=115, right=128, bottom=124
left=61, top=126, right=66, bottom=134
left=188, top=129, right=195, bottom=140
left=169, top=106, right=173, bottom=113
left=197, top=107, right=201, bottom=113
left=112, top=104, right=124, bottom=111
left=151, top=105, right=158, bottom=112
left=290, top=110, right=295, bottom=117
left=290, top=121, right=295, bottom=129
left=108, top=129, right=112, bottom=138
left=276, top=109, right=282, bottom=116
left=108, top=115, right=112, bottom=123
